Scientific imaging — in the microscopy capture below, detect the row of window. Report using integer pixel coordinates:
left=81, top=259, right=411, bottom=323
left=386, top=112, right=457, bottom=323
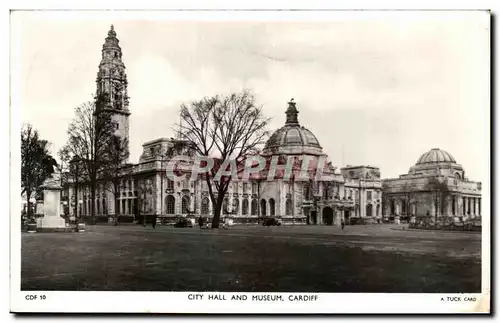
left=163, top=195, right=295, bottom=216
left=386, top=196, right=481, bottom=216
left=79, top=197, right=138, bottom=216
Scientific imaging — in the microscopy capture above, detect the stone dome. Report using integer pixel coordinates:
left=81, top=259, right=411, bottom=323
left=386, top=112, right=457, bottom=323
left=263, top=99, right=323, bottom=155
left=415, top=148, right=456, bottom=165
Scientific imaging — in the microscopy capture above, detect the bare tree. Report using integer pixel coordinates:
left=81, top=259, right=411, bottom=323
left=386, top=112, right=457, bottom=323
left=175, top=90, right=270, bottom=228
left=101, top=135, right=130, bottom=223
left=64, top=93, right=116, bottom=224
left=59, top=145, right=86, bottom=222
left=21, top=124, right=58, bottom=219
left=426, top=176, right=451, bottom=221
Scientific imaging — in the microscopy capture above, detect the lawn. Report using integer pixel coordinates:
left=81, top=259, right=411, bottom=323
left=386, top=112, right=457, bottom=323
left=21, top=224, right=482, bottom=293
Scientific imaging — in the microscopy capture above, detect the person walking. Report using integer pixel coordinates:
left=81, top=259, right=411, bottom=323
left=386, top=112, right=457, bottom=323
left=152, top=214, right=157, bottom=229
left=341, top=220, right=345, bottom=231
left=198, top=216, right=203, bottom=229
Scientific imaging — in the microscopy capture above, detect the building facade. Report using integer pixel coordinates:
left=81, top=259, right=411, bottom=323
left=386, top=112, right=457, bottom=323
left=63, top=26, right=384, bottom=226
left=382, top=148, right=482, bottom=222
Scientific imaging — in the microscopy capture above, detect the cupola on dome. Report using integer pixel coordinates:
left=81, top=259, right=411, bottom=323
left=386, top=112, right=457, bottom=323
left=263, top=99, right=323, bottom=156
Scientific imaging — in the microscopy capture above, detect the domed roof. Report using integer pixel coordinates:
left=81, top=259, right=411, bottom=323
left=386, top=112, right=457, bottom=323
left=263, top=99, right=323, bottom=155
left=415, top=148, right=456, bottom=165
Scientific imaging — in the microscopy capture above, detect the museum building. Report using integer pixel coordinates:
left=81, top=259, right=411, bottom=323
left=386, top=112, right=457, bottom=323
left=382, top=148, right=482, bottom=222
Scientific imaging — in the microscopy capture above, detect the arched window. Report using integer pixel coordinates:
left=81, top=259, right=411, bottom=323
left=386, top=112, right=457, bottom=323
left=233, top=198, right=240, bottom=215
left=455, top=172, right=462, bottom=180
left=285, top=199, right=292, bottom=216
left=251, top=199, right=258, bottom=215
left=201, top=197, right=210, bottom=215
left=391, top=200, right=395, bottom=215
left=269, top=198, right=276, bottom=216
left=182, top=195, right=190, bottom=214
left=366, top=204, right=373, bottom=217
left=223, top=198, right=229, bottom=214
left=242, top=199, right=249, bottom=215
left=401, top=200, right=407, bottom=215
left=166, top=195, right=175, bottom=214
left=260, top=199, right=267, bottom=216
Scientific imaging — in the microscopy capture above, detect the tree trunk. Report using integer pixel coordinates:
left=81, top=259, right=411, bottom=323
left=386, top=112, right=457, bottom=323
left=211, top=195, right=224, bottom=228
left=91, top=178, right=97, bottom=225
left=26, top=187, right=32, bottom=219
left=73, top=183, right=78, bottom=221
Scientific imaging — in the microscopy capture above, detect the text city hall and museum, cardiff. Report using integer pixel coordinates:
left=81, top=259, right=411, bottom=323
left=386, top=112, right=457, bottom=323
left=62, top=26, right=483, bottom=226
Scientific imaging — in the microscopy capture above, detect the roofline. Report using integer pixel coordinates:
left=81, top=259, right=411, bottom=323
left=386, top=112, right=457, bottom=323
left=341, top=165, right=380, bottom=170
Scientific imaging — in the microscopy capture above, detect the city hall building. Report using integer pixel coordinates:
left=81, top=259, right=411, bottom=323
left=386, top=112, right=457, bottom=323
left=63, top=26, right=384, bottom=225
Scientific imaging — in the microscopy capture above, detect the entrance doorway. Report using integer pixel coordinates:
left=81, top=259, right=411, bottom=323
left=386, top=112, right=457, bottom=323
left=310, top=211, right=317, bottom=225
left=322, top=207, right=334, bottom=225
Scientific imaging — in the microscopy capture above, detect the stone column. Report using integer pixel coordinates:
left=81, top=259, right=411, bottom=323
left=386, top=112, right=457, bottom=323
left=473, top=197, right=478, bottom=217
left=446, top=196, right=453, bottom=217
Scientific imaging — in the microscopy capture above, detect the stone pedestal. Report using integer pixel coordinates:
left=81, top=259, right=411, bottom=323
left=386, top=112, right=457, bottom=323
left=36, top=177, right=66, bottom=230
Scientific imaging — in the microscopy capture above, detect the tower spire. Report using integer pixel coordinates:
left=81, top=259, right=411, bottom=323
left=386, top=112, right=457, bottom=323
left=285, top=98, right=299, bottom=126
left=95, top=25, right=130, bottom=160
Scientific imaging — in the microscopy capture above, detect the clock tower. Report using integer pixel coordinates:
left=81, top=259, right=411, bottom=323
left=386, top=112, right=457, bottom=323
left=96, top=25, right=130, bottom=150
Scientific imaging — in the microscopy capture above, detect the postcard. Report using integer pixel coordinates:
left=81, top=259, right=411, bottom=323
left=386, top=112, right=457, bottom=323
left=10, top=9, right=491, bottom=314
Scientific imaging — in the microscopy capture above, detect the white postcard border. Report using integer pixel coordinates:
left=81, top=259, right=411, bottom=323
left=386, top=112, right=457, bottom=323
left=9, top=8, right=491, bottom=315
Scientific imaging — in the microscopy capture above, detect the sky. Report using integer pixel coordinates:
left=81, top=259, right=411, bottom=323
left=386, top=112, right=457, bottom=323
left=12, top=10, right=490, bottom=181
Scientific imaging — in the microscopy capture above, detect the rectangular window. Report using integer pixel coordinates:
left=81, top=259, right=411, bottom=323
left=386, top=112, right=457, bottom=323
left=243, top=183, right=248, bottom=194
left=367, top=191, right=372, bottom=200
left=252, top=182, right=258, bottom=194
left=167, top=179, right=174, bottom=190
left=234, top=183, right=239, bottom=194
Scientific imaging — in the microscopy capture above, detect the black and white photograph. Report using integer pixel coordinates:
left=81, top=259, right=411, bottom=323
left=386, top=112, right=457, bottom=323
left=10, top=9, right=490, bottom=314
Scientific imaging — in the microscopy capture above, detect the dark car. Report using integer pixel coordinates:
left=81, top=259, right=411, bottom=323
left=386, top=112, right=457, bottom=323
left=174, top=218, right=193, bottom=228
left=262, top=217, right=281, bottom=226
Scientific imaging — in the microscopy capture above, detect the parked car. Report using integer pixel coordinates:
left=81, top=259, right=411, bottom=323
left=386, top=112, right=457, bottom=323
left=174, top=218, right=193, bottom=228
left=262, top=217, right=281, bottom=226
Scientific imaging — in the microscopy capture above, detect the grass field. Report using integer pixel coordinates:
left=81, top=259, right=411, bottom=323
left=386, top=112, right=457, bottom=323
left=21, top=224, right=481, bottom=293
